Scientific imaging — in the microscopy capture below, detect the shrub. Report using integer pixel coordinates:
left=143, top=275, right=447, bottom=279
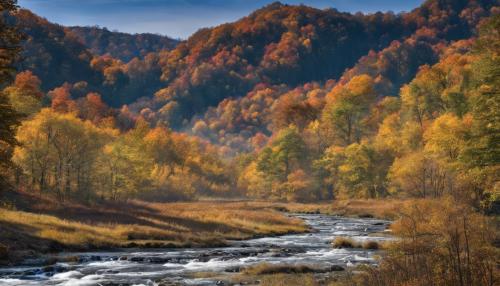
left=332, top=237, right=361, bottom=248
left=362, top=240, right=379, bottom=250
left=355, top=199, right=498, bottom=286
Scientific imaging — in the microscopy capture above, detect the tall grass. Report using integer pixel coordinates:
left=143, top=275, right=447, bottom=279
left=0, top=200, right=308, bottom=262
left=240, top=199, right=406, bottom=219
left=331, top=237, right=380, bottom=250
left=260, top=274, right=318, bottom=286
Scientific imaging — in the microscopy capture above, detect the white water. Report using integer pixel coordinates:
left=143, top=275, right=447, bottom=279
left=0, top=214, right=391, bottom=285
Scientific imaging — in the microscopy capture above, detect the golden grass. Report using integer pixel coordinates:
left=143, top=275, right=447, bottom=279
left=0, top=194, right=409, bottom=263
left=259, top=273, right=318, bottom=286
left=0, top=200, right=308, bottom=263
left=213, top=199, right=405, bottom=220
left=0, top=209, right=168, bottom=248
left=291, top=199, right=403, bottom=219
left=331, top=236, right=380, bottom=250
left=254, top=198, right=414, bottom=219
left=332, top=237, right=360, bottom=249
left=146, top=201, right=307, bottom=238
left=362, top=240, right=380, bottom=250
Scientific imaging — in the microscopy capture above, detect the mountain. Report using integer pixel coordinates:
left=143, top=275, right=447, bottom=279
left=67, top=26, right=178, bottom=62
left=154, top=2, right=408, bottom=119
left=153, top=0, right=496, bottom=125
left=10, top=0, right=497, bottom=124
left=12, top=9, right=173, bottom=106
left=14, top=9, right=101, bottom=91
left=169, top=0, right=496, bottom=152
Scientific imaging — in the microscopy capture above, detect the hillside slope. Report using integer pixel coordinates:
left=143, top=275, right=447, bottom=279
left=68, top=26, right=178, bottom=62
left=153, top=0, right=496, bottom=124
left=10, top=0, right=497, bottom=124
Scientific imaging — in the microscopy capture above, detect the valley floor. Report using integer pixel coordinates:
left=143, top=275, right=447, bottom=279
left=0, top=190, right=402, bottom=265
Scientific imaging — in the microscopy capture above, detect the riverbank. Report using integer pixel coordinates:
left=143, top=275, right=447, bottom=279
left=0, top=213, right=390, bottom=285
left=258, top=199, right=405, bottom=220
left=0, top=190, right=402, bottom=265
left=0, top=191, right=310, bottom=265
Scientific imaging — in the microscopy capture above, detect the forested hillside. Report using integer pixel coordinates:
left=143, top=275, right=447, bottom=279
left=154, top=0, right=495, bottom=124
left=11, top=1, right=496, bottom=122
left=12, top=9, right=175, bottom=106
left=236, top=23, right=499, bottom=205
left=68, top=26, right=178, bottom=62
left=0, top=0, right=496, bottom=205
left=187, top=0, right=496, bottom=153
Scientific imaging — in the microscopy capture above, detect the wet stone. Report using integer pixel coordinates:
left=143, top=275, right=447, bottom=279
left=129, top=257, right=145, bottom=262
left=146, top=257, right=171, bottom=264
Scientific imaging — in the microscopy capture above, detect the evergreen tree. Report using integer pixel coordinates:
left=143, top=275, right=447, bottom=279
left=463, top=15, right=500, bottom=167
left=0, top=0, right=22, bottom=189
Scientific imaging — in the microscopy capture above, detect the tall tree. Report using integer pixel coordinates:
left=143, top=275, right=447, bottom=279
left=0, top=0, right=22, bottom=189
left=321, top=75, right=376, bottom=145
left=3, top=70, right=43, bottom=116
left=13, top=109, right=110, bottom=200
left=463, top=15, right=500, bottom=168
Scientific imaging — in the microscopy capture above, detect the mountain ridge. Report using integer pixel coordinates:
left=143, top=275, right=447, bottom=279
left=11, top=0, right=498, bottom=127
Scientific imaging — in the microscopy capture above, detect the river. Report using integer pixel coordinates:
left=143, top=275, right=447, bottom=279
left=0, top=214, right=391, bottom=285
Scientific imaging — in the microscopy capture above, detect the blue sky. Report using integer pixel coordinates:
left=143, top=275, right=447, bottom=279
left=19, top=0, right=424, bottom=39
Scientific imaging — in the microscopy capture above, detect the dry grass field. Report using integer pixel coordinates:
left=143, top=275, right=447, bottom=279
left=248, top=199, right=405, bottom=219
left=0, top=190, right=406, bottom=264
left=0, top=192, right=307, bottom=264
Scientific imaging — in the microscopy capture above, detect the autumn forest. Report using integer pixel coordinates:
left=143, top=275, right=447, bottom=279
left=0, top=0, right=498, bottom=285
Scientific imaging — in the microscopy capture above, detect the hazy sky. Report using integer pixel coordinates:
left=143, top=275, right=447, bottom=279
left=19, top=0, right=424, bottom=39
